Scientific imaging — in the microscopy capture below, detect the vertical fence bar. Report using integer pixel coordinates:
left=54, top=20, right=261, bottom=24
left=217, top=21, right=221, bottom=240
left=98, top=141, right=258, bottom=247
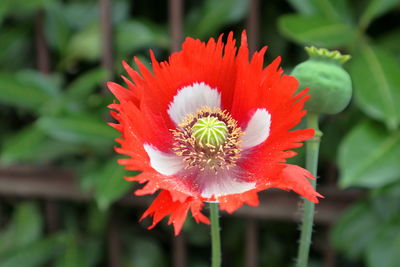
left=35, top=10, right=50, bottom=74
left=44, top=201, right=59, bottom=233
left=35, top=10, right=60, bottom=238
left=245, top=219, right=259, bottom=267
left=100, top=0, right=114, bottom=92
left=107, top=215, right=121, bottom=267
left=173, top=232, right=187, bottom=267
left=169, top=0, right=183, bottom=52
left=99, top=0, right=120, bottom=265
left=246, top=0, right=260, bottom=53
left=245, top=1, right=260, bottom=266
left=323, top=227, right=336, bottom=267
left=168, top=0, right=187, bottom=266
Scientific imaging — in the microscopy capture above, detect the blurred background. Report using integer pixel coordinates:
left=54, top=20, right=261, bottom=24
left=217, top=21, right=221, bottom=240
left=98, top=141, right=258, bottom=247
left=0, top=0, right=399, bottom=266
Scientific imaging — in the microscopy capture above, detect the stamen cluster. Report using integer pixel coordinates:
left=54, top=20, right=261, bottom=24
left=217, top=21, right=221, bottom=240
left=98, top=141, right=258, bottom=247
left=171, top=107, right=243, bottom=172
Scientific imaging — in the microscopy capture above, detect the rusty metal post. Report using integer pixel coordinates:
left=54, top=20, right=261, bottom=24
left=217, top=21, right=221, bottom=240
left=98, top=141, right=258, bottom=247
left=323, top=227, right=336, bottom=267
left=245, top=2, right=260, bottom=265
left=107, top=212, right=121, bottom=267
left=246, top=0, right=260, bottom=53
left=172, top=232, right=187, bottom=267
left=168, top=0, right=183, bottom=52
left=168, top=0, right=187, bottom=266
left=245, top=219, right=259, bottom=267
left=100, top=0, right=114, bottom=92
left=35, top=10, right=50, bottom=74
left=35, top=9, right=59, bottom=237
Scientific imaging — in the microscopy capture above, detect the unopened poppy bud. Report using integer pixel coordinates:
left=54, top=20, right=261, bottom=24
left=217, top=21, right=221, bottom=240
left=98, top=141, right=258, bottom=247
left=291, top=46, right=352, bottom=114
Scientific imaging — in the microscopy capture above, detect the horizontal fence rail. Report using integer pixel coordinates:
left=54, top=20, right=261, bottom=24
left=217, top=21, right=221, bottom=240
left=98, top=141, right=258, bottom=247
left=0, top=166, right=363, bottom=224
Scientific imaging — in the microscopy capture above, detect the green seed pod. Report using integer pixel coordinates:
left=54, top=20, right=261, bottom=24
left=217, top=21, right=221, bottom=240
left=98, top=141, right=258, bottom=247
left=291, top=46, right=352, bottom=114
left=191, top=116, right=228, bottom=148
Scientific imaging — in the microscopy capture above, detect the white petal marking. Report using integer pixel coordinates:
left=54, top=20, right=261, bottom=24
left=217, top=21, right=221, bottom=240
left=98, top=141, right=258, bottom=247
left=143, top=144, right=184, bottom=176
left=167, top=82, right=221, bottom=125
left=195, top=167, right=256, bottom=198
left=241, top=108, right=271, bottom=149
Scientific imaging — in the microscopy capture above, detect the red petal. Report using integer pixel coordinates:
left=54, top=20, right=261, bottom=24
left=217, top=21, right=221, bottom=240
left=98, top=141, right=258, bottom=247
left=140, top=190, right=208, bottom=235
left=272, top=164, right=323, bottom=203
left=218, top=188, right=261, bottom=214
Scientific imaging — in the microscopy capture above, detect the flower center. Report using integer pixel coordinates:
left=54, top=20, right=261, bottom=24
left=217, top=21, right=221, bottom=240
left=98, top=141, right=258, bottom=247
left=191, top=116, right=228, bottom=148
left=171, top=107, right=243, bottom=172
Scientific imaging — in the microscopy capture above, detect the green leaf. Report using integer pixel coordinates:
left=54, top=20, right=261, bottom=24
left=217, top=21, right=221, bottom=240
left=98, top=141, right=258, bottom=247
left=16, top=70, right=61, bottom=98
left=366, top=221, right=400, bottom=267
left=66, top=68, right=107, bottom=100
left=92, top=158, right=137, bottom=210
left=278, top=15, right=355, bottom=48
left=287, top=0, right=315, bottom=15
left=0, top=202, right=43, bottom=254
left=338, top=121, right=400, bottom=188
left=331, top=202, right=380, bottom=259
left=287, top=0, right=352, bottom=22
left=320, top=107, right=364, bottom=161
left=1, top=0, right=52, bottom=15
left=359, top=0, right=400, bottom=30
left=123, top=236, right=167, bottom=267
left=377, top=28, right=400, bottom=61
left=37, top=114, right=116, bottom=146
left=116, top=20, right=169, bottom=56
left=0, top=126, right=47, bottom=164
left=63, top=23, right=101, bottom=67
left=311, top=0, right=352, bottom=23
left=186, top=0, right=248, bottom=38
left=62, top=1, right=128, bottom=31
left=1, top=124, right=82, bottom=164
left=350, top=44, right=400, bottom=130
left=54, top=232, right=101, bottom=267
left=54, top=232, right=83, bottom=267
left=44, top=1, right=71, bottom=55
left=86, top=205, right=108, bottom=236
left=0, top=234, right=66, bottom=267
left=0, top=27, right=30, bottom=70
left=0, top=1, right=11, bottom=22
left=0, top=71, right=59, bottom=112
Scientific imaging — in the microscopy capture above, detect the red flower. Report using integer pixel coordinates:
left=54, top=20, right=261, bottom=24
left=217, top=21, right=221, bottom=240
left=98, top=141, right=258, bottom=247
left=108, top=32, right=322, bottom=235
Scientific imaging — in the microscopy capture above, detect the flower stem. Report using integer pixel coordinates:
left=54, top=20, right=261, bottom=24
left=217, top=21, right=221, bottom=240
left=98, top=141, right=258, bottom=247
left=297, top=112, right=322, bottom=267
left=209, top=202, right=221, bottom=267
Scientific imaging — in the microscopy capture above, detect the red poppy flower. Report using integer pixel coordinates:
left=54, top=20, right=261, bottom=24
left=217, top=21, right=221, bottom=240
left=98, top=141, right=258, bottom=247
left=108, top=31, right=322, bottom=235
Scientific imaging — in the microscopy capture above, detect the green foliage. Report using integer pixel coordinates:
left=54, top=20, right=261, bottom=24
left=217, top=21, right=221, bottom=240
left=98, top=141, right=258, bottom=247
left=279, top=15, right=355, bottom=48
left=91, top=157, right=136, bottom=210
left=359, top=0, right=400, bottom=30
left=338, top=121, right=400, bottom=188
left=0, top=203, right=43, bottom=254
left=122, top=235, right=167, bottom=267
left=186, top=0, right=248, bottom=38
left=332, top=182, right=400, bottom=266
left=0, top=202, right=67, bottom=267
left=0, top=71, right=60, bottom=113
left=350, top=45, right=400, bottom=130
left=37, top=114, right=116, bottom=146
left=0, top=235, right=66, bottom=267
left=279, top=0, right=400, bottom=265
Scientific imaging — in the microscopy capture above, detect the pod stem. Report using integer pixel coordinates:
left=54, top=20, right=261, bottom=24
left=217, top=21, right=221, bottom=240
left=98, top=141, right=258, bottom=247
left=210, top=202, right=221, bottom=267
left=296, top=112, right=322, bottom=267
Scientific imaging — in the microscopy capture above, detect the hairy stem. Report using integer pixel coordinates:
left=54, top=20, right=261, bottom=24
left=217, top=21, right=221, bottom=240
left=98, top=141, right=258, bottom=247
left=297, top=112, right=322, bottom=267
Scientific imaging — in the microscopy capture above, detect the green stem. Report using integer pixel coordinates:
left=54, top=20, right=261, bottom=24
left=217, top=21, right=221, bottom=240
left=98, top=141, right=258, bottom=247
left=296, top=112, right=322, bottom=267
left=210, top=202, right=221, bottom=267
